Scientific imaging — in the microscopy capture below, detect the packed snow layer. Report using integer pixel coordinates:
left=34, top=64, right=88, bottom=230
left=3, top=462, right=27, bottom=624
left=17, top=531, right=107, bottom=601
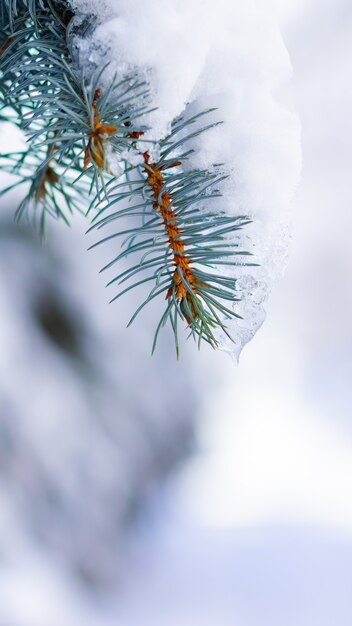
left=72, top=0, right=301, bottom=356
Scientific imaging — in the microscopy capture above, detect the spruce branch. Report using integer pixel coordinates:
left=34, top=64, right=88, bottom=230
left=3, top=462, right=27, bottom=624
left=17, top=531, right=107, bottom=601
left=0, top=0, right=254, bottom=356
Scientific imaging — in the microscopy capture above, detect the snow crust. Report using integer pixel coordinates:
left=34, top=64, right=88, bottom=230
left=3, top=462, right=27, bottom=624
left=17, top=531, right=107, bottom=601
left=72, top=0, right=301, bottom=357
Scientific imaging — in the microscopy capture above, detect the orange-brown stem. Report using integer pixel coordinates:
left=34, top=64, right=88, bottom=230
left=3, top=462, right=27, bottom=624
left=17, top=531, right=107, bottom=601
left=84, top=89, right=118, bottom=170
left=37, top=165, right=59, bottom=201
left=143, top=152, right=198, bottom=308
left=90, top=117, right=199, bottom=314
left=37, top=142, right=59, bottom=201
left=0, top=35, right=13, bottom=57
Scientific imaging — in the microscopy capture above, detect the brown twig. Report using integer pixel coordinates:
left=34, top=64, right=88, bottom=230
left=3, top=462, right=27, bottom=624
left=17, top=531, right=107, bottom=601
left=0, top=35, right=14, bottom=57
left=143, top=152, right=199, bottom=313
left=84, top=89, right=118, bottom=170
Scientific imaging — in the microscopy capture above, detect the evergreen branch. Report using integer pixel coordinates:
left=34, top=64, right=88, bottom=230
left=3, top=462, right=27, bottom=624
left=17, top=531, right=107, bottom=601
left=89, top=113, right=253, bottom=355
left=0, top=0, right=254, bottom=355
left=0, top=0, right=150, bottom=225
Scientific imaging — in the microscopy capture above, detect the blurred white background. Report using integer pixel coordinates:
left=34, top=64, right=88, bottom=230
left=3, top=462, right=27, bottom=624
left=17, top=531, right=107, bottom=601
left=116, top=1, right=352, bottom=624
left=186, top=0, right=352, bottom=534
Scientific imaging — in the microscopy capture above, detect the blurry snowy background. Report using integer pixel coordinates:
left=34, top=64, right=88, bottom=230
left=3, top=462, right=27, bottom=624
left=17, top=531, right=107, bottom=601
left=0, top=0, right=352, bottom=624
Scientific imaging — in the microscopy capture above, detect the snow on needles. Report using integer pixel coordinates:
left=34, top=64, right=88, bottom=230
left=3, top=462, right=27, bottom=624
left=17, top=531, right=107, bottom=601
left=72, top=0, right=301, bottom=357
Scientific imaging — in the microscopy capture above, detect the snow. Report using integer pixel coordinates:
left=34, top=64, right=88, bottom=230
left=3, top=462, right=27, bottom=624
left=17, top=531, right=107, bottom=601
left=71, top=0, right=301, bottom=357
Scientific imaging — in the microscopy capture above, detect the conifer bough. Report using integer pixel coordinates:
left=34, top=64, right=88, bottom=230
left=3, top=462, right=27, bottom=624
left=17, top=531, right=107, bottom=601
left=0, top=0, right=254, bottom=356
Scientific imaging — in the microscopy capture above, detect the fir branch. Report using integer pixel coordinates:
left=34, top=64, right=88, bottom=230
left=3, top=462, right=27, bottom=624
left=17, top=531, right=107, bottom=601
left=88, top=112, right=253, bottom=355
left=0, top=0, right=254, bottom=355
left=0, top=0, right=150, bottom=224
